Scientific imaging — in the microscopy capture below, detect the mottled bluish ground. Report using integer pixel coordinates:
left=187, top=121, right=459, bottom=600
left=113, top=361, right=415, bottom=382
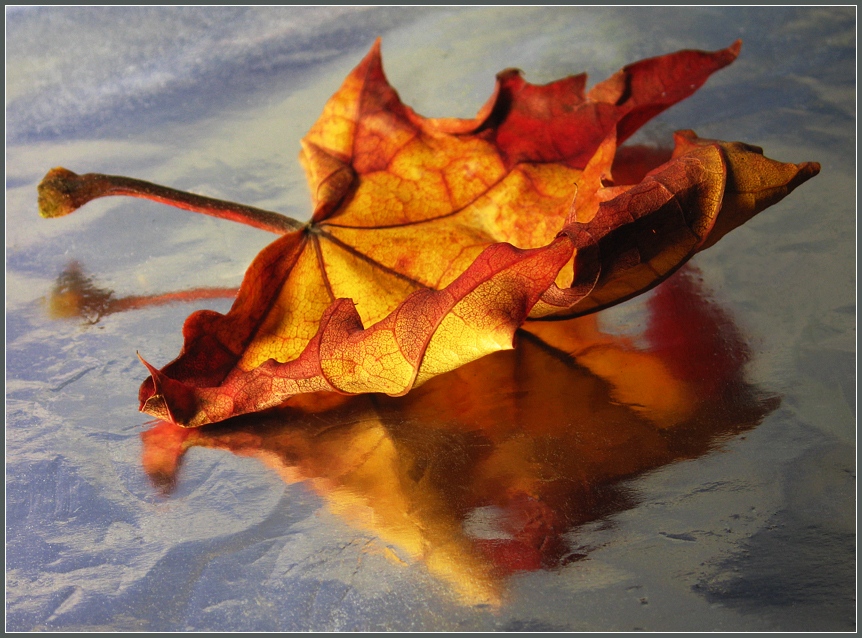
left=6, top=6, right=855, bottom=631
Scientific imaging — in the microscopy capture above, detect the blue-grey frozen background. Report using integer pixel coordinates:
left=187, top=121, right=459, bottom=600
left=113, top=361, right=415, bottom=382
left=6, top=6, right=855, bottom=631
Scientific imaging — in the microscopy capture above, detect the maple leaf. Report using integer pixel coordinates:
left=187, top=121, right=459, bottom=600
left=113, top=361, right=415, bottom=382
left=38, top=40, right=819, bottom=427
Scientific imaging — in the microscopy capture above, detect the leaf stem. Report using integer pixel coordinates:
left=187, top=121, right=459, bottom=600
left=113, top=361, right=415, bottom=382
left=38, top=167, right=305, bottom=234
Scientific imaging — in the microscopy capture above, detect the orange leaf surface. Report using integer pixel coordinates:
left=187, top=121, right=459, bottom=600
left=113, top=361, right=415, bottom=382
left=38, top=40, right=819, bottom=427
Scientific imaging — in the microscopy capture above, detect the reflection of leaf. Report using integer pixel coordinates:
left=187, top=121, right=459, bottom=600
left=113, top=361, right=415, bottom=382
left=45, top=262, right=115, bottom=323
left=141, top=267, right=778, bottom=606
left=38, top=41, right=818, bottom=426
left=45, top=262, right=238, bottom=324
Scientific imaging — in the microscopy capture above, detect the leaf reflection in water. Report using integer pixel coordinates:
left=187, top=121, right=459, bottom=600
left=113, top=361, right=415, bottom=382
left=45, top=261, right=239, bottom=324
left=139, top=266, right=777, bottom=606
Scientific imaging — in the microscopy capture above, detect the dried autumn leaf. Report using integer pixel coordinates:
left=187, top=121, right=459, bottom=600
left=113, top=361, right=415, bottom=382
left=38, top=40, right=819, bottom=427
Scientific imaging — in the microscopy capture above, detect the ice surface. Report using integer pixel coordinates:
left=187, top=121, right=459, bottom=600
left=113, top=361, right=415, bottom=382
left=6, top=6, right=855, bottom=632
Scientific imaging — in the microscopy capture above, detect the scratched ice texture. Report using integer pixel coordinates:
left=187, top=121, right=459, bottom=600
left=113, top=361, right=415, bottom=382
left=6, top=6, right=855, bottom=631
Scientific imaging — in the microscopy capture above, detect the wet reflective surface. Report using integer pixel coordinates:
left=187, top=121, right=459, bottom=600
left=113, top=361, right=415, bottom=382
left=6, top=7, right=855, bottom=631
